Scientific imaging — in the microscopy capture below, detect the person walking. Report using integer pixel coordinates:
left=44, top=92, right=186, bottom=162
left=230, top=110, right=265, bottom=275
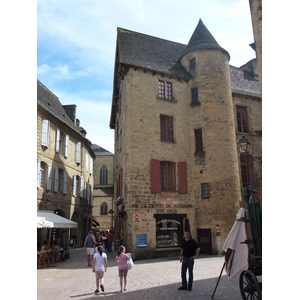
left=178, top=231, right=200, bottom=291
left=115, top=245, right=131, bottom=293
left=92, top=246, right=107, bottom=293
left=107, top=230, right=114, bottom=252
left=84, top=230, right=97, bottom=266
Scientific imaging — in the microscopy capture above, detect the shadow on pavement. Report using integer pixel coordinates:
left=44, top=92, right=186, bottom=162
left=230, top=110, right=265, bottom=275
left=68, top=275, right=240, bottom=300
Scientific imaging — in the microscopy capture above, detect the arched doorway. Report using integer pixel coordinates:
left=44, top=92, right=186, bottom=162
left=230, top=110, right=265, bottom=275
left=70, top=211, right=81, bottom=247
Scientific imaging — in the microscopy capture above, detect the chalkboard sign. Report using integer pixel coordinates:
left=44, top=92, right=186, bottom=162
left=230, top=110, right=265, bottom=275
left=137, top=234, right=147, bottom=248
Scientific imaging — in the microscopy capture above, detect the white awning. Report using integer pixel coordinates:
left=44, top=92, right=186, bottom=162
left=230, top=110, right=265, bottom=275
left=37, top=216, right=53, bottom=228
left=37, top=211, right=77, bottom=228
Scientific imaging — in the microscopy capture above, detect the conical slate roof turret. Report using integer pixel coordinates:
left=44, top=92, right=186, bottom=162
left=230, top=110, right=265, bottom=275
left=180, top=19, right=230, bottom=60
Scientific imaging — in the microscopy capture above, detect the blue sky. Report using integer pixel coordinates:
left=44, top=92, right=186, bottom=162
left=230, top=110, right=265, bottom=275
left=37, top=0, right=256, bottom=154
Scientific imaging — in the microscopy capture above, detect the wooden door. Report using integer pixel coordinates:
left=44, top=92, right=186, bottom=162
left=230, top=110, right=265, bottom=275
left=197, top=229, right=212, bottom=254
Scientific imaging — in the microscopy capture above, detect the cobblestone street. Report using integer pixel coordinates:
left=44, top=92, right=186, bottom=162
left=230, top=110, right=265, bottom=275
left=37, top=248, right=241, bottom=300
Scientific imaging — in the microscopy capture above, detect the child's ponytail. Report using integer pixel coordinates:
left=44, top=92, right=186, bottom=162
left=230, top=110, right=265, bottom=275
left=117, top=245, right=125, bottom=256
left=98, top=245, right=104, bottom=256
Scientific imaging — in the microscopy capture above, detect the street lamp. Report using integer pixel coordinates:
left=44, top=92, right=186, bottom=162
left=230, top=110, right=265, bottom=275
left=46, top=192, right=51, bottom=201
left=238, top=136, right=251, bottom=154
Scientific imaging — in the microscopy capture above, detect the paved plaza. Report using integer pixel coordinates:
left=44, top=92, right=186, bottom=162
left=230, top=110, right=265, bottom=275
left=37, top=247, right=242, bottom=300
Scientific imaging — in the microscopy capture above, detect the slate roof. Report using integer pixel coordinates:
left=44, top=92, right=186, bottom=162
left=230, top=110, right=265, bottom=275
left=230, top=64, right=261, bottom=98
left=110, top=20, right=261, bottom=127
left=117, top=28, right=191, bottom=79
left=91, top=144, right=114, bottom=156
left=37, top=80, right=95, bottom=156
left=181, top=19, right=230, bottom=59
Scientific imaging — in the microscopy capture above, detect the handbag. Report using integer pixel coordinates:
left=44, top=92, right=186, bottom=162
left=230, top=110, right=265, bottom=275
left=127, top=257, right=134, bottom=270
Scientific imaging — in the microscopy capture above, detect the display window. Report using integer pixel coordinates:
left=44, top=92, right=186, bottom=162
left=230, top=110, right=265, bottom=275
left=155, top=217, right=183, bottom=248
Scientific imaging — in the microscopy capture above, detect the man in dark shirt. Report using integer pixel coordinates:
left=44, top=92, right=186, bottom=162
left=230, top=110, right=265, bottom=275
left=178, top=231, right=200, bottom=291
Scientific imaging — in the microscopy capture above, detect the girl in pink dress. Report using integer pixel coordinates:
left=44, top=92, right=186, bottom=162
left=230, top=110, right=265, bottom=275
left=115, top=245, right=131, bottom=292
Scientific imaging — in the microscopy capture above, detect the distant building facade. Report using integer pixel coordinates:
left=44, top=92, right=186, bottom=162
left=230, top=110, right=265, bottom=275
left=91, top=144, right=114, bottom=231
left=37, top=80, right=95, bottom=247
left=110, top=19, right=261, bottom=259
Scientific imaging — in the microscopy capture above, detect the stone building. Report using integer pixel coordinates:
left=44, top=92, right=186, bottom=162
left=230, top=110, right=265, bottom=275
left=91, top=144, right=114, bottom=232
left=109, top=19, right=261, bottom=259
left=37, top=80, right=95, bottom=248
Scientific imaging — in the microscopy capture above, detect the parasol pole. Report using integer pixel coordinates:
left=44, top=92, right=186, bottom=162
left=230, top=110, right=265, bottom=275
left=211, top=261, right=226, bottom=299
left=211, top=249, right=233, bottom=299
left=48, top=228, right=52, bottom=247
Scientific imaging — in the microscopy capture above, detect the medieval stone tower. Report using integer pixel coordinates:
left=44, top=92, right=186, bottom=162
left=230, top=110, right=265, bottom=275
left=110, top=19, right=260, bottom=259
left=179, top=20, right=241, bottom=250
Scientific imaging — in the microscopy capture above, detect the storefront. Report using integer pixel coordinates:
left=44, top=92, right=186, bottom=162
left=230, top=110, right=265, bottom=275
left=154, top=214, right=186, bottom=249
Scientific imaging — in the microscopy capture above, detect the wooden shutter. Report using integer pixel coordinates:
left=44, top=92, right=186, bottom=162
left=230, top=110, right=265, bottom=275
left=86, top=153, right=89, bottom=171
left=178, top=162, right=188, bottom=194
left=41, top=120, right=50, bottom=147
left=90, top=157, right=93, bottom=175
left=87, top=183, right=90, bottom=202
left=72, top=175, right=77, bottom=196
left=47, top=164, right=52, bottom=190
left=76, top=142, right=81, bottom=163
left=63, top=170, right=67, bottom=194
left=37, top=158, right=41, bottom=188
left=151, top=159, right=160, bottom=193
left=55, top=128, right=60, bottom=153
left=54, top=167, right=58, bottom=192
left=80, top=176, right=84, bottom=197
left=65, top=135, right=69, bottom=157
left=118, top=169, right=123, bottom=196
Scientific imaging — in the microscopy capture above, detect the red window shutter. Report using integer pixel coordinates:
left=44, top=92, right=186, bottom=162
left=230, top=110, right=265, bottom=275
left=118, top=169, right=123, bottom=196
left=151, top=159, right=160, bottom=193
left=178, top=162, right=188, bottom=194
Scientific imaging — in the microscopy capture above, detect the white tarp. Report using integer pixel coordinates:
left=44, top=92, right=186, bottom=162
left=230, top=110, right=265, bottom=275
left=222, top=208, right=248, bottom=279
left=37, top=210, right=77, bottom=228
left=37, top=216, right=53, bottom=228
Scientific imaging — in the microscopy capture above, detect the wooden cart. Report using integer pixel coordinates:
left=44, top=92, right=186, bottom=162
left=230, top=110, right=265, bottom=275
left=238, top=185, right=262, bottom=300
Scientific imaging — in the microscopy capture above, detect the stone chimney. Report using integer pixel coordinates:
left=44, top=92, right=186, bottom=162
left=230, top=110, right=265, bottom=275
left=63, top=105, right=77, bottom=124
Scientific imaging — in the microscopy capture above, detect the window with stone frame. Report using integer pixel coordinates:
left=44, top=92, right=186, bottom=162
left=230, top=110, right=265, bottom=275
left=159, top=80, right=173, bottom=100
left=240, top=155, right=255, bottom=188
left=236, top=106, right=249, bottom=133
left=201, top=183, right=210, bottom=199
left=100, top=165, right=108, bottom=185
left=100, top=202, right=108, bottom=215
left=190, top=58, right=196, bottom=70
left=151, top=159, right=187, bottom=194
left=160, top=161, right=176, bottom=192
left=160, top=115, right=174, bottom=142
left=192, top=88, right=199, bottom=104
left=159, top=80, right=165, bottom=98
left=194, top=129, right=203, bottom=153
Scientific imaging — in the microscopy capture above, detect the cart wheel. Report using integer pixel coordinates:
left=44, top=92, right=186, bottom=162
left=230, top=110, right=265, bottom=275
left=239, top=270, right=261, bottom=300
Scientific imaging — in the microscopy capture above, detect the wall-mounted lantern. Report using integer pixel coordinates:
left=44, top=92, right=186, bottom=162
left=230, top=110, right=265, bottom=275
left=216, top=225, right=220, bottom=236
left=238, top=136, right=251, bottom=154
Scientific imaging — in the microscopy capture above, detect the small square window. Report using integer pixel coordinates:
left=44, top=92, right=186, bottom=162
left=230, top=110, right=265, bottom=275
left=190, top=58, right=196, bottom=70
left=201, top=183, right=210, bottom=199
